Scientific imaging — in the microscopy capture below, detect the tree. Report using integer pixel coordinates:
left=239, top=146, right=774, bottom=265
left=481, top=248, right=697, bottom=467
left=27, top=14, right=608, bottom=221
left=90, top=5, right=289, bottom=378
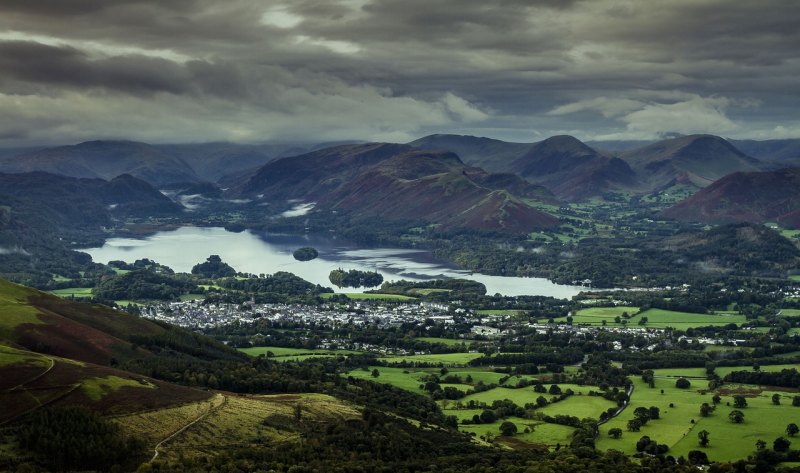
left=698, top=429, right=710, bottom=447
left=371, top=369, right=380, bottom=378
left=755, top=439, right=767, bottom=451
left=772, top=393, right=781, bottom=405
left=633, top=407, right=651, bottom=424
left=712, top=394, right=721, bottom=404
left=688, top=450, right=709, bottom=465
left=700, top=403, right=712, bottom=417
left=479, top=409, right=495, bottom=424
left=728, top=410, right=745, bottom=423
left=773, top=436, right=791, bottom=452
left=608, top=428, right=623, bottom=439
left=793, top=395, right=800, bottom=407
left=635, top=436, right=652, bottom=452
left=733, top=395, right=748, bottom=408
left=676, top=378, right=691, bottom=389
left=787, top=423, right=799, bottom=437
left=499, top=421, right=517, bottom=436
left=548, top=384, right=562, bottom=395
left=627, top=419, right=642, bottom=432
left=649, top=406, right=660, bottom=420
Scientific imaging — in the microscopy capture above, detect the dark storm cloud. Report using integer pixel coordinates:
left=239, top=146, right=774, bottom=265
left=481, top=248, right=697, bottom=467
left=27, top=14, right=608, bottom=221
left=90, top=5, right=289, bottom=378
left=0, top=0, right=797, bottom=145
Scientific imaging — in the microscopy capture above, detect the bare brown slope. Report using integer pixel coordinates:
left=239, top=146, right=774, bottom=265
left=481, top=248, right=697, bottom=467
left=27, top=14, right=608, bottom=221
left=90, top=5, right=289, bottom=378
left=662, top=167, right=800, bottom=228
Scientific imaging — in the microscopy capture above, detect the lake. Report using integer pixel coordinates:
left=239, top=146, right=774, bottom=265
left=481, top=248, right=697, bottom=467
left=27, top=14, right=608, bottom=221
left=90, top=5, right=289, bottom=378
left=80, top=226, right=585, bottom=298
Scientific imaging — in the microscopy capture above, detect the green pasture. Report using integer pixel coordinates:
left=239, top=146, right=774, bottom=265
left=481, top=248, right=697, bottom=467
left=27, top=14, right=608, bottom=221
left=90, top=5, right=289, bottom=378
left=81, top=375, right=155, bottom=401
left=415, top=337, right=470, bottom=346
left=240, top=346, right=359, bottom=358
left=0, top=279, right=43, bottom=338
left=0, top=345, right=49, bottom=368
left=48, top=287, right=93, bottom=298
left=596, top=377, right=797, bottom=461
left=457, top=415, right=576, bottom=446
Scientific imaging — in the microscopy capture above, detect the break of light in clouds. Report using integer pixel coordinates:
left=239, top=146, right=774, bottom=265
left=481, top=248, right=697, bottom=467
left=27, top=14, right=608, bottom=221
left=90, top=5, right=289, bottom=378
left=0, top=0, right=798, bottom=146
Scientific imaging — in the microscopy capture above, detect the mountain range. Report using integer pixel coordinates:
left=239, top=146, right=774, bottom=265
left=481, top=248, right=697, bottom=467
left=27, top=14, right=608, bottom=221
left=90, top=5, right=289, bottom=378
left=1, top=133, right=798, bottom=229
left=229, top=143, right=559, bottom=232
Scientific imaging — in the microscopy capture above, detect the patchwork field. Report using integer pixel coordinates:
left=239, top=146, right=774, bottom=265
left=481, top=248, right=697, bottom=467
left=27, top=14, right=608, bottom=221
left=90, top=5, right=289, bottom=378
left=48, top=287, right=93, bottom=298
left=555, top=307, right=748, bottom=329
left=595, top=377, right=798, bottom=461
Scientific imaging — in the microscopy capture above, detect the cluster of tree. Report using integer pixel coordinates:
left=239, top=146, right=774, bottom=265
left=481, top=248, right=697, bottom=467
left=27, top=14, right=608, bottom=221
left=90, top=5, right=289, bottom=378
left=218, top=271, right=332, bottom=296
left=374, top=278, right=487, bottom=297
left=328, top=268, right=383, bottom=288
left=17, top=406, right=145, bottom=471
left=94, top=270, right=198, bottom=301
left=470, top=348, right=584, bottom=367
left=292, top=247, right=319, bottom=261
left=723, top=368, right=800, bottom=387
left=191, top=254, right=237, bottom=278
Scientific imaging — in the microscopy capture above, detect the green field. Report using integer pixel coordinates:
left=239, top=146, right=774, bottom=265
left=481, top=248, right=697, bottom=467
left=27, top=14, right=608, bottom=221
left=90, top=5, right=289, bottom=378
left=240, top=346, right=359, bottom=358
left=0, top=345, right=49, bottom=368
left=48, top=287, right=93, bottom=298
left=379, top=352, right=483, bottom=365
left=790, top=275, right=800, bottom=282
left=345, top=366, right=530, bottom=395
left=715, top=364, right=800, bottom=378
left=595, top=377, right=797, bottom=461
left=456, top=415, right=576, bottom=447
left=0, top=279, right=43, bottom=338
left=80, top=375, right=155, bottom=401
left=415, top=337, right=470, bottom=346
left=557, top=307, right=748, bottom=329
left=780, top=309, right=800, bottom=316
left=555, top=306, right=639, bottom=325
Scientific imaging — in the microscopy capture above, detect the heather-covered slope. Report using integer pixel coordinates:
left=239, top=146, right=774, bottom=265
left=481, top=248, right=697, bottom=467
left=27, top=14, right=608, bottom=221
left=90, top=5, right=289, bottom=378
left=230, top=143, right=559, bottom=232
left=662, top=167, right=800, bottom=228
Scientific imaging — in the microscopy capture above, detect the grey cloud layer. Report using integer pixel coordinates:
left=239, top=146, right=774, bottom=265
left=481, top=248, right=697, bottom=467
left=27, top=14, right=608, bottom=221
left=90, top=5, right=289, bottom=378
left=0, top=0, right=797, bottom=145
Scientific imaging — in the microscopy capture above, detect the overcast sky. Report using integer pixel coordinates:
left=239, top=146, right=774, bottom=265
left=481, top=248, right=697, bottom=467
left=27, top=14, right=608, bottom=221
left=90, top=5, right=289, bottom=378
left=0, top=0, right=798, bottom=146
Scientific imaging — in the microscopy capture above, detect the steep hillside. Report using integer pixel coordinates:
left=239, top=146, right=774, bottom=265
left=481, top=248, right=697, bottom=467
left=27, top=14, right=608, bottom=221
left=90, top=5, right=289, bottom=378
left=510, top=136, right=637, bottom=200
left=230, top=144, right=559, bottom=231
left=621, top=134, right=764, bottom=190
left=328, top=151, right=559, bottom=231
left=411, top=134, right=636, bottom=200
left=662, top=167, right=800, bottom=228
left=1, top=140, right=199, bottom=186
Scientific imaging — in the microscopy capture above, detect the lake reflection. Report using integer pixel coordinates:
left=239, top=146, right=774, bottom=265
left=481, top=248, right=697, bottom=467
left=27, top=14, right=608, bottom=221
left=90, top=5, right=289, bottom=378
left=80, top=227, right=584, bottom=298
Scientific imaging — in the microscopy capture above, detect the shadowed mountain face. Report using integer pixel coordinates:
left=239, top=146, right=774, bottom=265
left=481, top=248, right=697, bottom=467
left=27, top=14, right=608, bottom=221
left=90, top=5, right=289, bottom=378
left=1, top=141, right=199, bottom=186
left=728, top=138, right=800, bottom=168
left=229, top=143, right=559, bottom=232
left=412, top=134, right=636, bottom=200
left=0, top=141, right=304, bottom=187
left=621, top=134, right=765, bottom=190
left=662, top=167, right=800, bottom=228
left=509, top=136, right=637, bottom=200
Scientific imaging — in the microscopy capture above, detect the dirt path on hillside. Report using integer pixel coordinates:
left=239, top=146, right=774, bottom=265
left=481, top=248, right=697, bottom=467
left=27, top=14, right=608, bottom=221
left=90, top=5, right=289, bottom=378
left=149, top=393, right=227, bottom=463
